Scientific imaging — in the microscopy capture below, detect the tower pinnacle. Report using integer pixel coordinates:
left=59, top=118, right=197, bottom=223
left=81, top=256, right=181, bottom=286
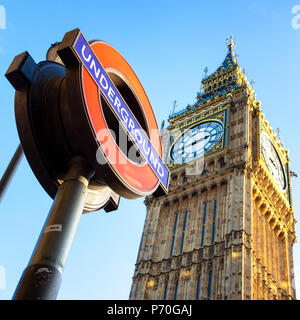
left=227, top=35, right=235, bottom=50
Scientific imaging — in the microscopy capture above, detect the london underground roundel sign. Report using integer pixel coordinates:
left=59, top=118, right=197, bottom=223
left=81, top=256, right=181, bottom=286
left=57, top=29, right=170, bottom=198
left=5, top=28, right=169, bottom=211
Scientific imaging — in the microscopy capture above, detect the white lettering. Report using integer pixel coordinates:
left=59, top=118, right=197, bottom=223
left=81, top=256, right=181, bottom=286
left=134, top=128, right=143, bottom=144
left=81, top=45, right=91, bottom=62
left=143, top=139, right=150, bottom=157
left=128, top=118, right=135, bottom=133
left=157, top=162, right=164, bottom=177
left=149, top=151, right=158, bottom=169
left=107, top=305, right=142, bottom=318
left=120, top=108, right=129, bottom=124
left=114, top=96, right=121, bottom=112
left=142, top=139, right=151, bottom=157
left=99, top=74, right=108, bottom=91
left=108, top=87, right=115, bottom=103
left=90, top=59, right=100, bottom=79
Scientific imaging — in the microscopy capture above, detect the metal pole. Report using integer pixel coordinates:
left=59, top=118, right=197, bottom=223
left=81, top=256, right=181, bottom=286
left=13, top=156, right=94, bottom=300
left=0, top=143, right=23, bottom=202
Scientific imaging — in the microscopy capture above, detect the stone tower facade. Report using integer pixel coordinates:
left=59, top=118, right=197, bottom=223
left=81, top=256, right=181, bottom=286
left=129, top=38, right=296, bottom=300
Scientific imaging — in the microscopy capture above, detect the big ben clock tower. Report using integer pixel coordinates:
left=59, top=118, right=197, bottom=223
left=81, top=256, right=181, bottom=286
left=129, top=37, right=296, bottom=300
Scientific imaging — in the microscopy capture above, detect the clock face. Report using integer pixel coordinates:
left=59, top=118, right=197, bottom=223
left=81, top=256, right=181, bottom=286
left=260, top=131, right=286, bottom=190
left=171, top=121, right=224, bottom=164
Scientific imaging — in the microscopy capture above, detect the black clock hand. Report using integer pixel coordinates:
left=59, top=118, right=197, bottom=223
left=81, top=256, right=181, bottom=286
left=269, top=157, right=275, bottom=166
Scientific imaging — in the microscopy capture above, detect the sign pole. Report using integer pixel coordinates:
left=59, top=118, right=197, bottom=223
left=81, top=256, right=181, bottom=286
left=4, top=29, right=169, bottom=299
left=0, top=143, right=23, bottom=202
left=13, top=156, right=94, bottom=300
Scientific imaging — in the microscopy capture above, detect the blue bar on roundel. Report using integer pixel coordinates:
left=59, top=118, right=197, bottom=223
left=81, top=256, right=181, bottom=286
left=73, top=33, right=169, bottom=191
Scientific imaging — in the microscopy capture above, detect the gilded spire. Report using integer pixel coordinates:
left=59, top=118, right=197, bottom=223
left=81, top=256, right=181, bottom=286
left=227, top=35, right=235, bottom=50
left=196, top=35, right=250, bottom=106
left=169, top=36, right=255, bottom=121
left=211, top=35, right=237, bottom=76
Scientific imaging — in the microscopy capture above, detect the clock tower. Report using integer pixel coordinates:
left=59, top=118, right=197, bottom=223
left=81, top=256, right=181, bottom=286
left=129, top=37, right=296, bottom=300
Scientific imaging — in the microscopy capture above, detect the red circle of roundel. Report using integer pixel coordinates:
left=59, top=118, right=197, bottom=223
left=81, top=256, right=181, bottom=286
left=81, top=40, right=161, bottom=195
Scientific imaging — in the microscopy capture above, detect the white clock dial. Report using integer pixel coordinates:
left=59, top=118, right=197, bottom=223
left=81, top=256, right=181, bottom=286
left=171, top=121, right=223, bottom=164
left=260, top=131, right=286, bottom=190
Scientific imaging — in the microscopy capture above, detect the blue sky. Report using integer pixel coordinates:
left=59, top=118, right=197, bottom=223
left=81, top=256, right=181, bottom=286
left=0, top=0, right=300, bottom=299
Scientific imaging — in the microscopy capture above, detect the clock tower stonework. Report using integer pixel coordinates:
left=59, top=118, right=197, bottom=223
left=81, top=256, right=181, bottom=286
left=129, top=38, right=296, bottom=300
